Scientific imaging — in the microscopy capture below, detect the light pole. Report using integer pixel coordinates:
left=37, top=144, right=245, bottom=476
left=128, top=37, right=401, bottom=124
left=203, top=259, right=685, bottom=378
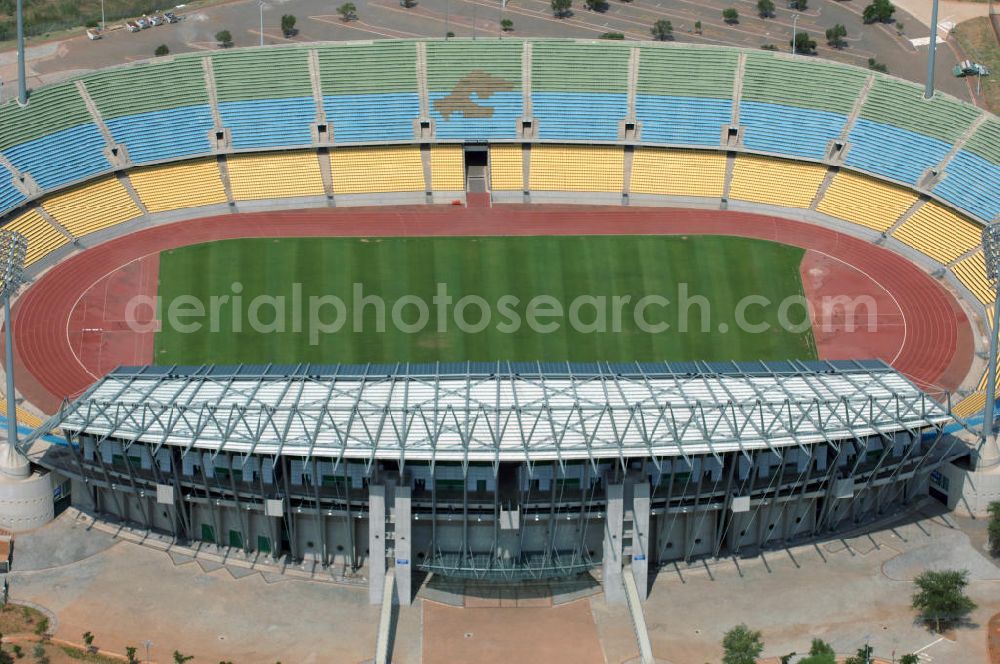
left=791, top=14, right=798, bottom=55
left=925, top=0, right=940, bottom=99
left=980, top=221, right=1000, bottom=468
left=258, top=0, right=265, bottom=47
left=15, top=0, right=26, bottom=104
left=100, top=0, right=105, bottom=31
left=0, top=231, right=28, bottom=479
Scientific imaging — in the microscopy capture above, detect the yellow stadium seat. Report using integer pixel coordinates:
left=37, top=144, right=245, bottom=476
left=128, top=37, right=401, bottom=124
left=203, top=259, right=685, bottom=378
left=129, top=159, right=227, bottom=212
left=893, top=202, right=982, bottom=264
left=952, top=391, right=986, bottom=419
left=729, top=155, right=827, bottom=208
left=330, top=146, right=425, bottom=195
left=490, top=145, right=523, bottom=191
left=0, top=397, right=45, bottom=429
left=227, top=151, right=325, bottom=201
left=630, top=148, right=726, bottom=198
left=430, top=146, right=464, bottom=191
left=3, top=209, right=69, bottom=267
left=42, top=177, right=141, bottom=238
left=952, top=252, right=993, bottom=305
left=817, top=171, right=918, bottom=232
left=529, top=145, right=623, bottom=192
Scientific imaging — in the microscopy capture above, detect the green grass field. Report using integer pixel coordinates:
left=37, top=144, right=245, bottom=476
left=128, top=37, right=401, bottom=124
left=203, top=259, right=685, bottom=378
left=153, top=235, right=817, bottom=365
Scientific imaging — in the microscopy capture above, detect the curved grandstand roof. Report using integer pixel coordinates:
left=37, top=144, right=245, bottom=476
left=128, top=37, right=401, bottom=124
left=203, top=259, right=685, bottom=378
left=34, top=360, right=950, bottom=464
left=0, top=40, right=996, bottom=227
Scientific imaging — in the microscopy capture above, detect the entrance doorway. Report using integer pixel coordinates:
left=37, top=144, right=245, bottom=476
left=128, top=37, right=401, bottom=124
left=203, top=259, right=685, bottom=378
left=464, top=146, right=490, bottom=208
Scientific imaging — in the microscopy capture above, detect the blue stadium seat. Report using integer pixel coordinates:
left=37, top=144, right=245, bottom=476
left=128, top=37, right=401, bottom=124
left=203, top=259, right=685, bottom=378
left=532, top=93, right=627, bottom=141
left=0, top=166, right=24, bottom=216
left=218, top=97, right=316, bottom=149
left=2, top=123, right=110, bottom=190
left=934, top=150, right=1000, bottom=222
left=106, top=105, right=215, bottom=165
left=323, top=93, right=421, bottom=143
left=635, top=96, right=729, bottom=147
left=429, top=91, right=522, bottom=140
left=739, top=102, right=847, bottom=160
left=846, top=118, right=952, bottom=185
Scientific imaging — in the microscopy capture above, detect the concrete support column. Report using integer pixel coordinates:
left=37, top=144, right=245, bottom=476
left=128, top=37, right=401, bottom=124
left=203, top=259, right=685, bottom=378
left=603, top=483, right=625, bottom=605
left=394, top=486, right=412, bottom=605
left=369, top=483, right=386, bottom=605
left=631, top=481, right=650, bottom=600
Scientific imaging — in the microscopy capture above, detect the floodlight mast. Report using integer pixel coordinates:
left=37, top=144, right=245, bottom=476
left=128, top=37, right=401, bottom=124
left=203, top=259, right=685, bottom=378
left=979, top=222, right=1000, bottom=467
left=0, top=231, right=28, bottom=478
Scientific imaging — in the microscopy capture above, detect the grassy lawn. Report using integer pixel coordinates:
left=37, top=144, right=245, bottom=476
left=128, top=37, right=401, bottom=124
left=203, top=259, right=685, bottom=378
left=953, top=17, right=1000, bottom=114
left=154, top=235, right=817, bottom=365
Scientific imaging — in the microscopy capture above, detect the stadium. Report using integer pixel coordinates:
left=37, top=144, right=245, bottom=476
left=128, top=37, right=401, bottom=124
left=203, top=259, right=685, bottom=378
left=0, top=38, right=997, bottom=612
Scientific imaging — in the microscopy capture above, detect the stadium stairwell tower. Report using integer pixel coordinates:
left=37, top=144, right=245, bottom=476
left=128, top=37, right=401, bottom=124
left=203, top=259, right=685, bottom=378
left=0, top=232, right=53, bottom=532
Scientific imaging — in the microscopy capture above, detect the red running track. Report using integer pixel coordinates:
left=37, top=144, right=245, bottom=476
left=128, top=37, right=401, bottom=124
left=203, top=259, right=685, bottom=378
left=10, top=205, right=974, bottom=415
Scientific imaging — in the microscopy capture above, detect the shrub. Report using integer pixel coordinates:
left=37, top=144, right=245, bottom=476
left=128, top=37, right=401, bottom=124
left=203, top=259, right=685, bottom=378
left=154, top=44, right=169, bottom=57
left=501, top=18, right=513, bottom=31
left=722, top=8, right=739, bottom=24
left=651, top=19, right=673, bottom=41
left=215, top=29, right=233, bottom=48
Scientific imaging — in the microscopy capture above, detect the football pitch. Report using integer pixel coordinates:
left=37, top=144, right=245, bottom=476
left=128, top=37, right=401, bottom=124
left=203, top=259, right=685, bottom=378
left=153, top=235, right=818, bottom=365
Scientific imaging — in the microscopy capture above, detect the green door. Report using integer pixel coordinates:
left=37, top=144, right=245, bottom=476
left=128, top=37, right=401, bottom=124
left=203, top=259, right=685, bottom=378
left=228, top=530, right=243, bottom=549
left=200, top=523, right=215, bottom=543
left=257, top=535, right=271, bottom=554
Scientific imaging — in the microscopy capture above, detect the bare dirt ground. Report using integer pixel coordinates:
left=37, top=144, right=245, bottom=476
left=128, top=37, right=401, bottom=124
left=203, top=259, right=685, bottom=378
left=422, top=599, right=604, bottom=664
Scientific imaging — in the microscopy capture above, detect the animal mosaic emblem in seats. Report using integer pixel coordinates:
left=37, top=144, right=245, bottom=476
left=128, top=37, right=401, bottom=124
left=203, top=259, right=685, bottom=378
left=434, top=71, right=515, bottom=119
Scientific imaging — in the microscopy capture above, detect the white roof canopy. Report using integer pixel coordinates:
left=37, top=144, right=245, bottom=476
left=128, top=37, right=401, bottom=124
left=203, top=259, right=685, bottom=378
left=38, top=361, right=951, bottom=465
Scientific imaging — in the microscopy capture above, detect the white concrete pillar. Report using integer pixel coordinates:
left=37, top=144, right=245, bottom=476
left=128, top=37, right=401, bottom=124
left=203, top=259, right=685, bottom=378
left=603, top=483, right=624, bottom=604
left=368, top=483, right=386, bottom=605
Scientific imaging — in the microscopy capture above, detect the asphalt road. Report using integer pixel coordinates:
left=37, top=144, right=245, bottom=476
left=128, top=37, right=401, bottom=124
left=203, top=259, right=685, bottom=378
left=0, top=0, right=983, bottom=107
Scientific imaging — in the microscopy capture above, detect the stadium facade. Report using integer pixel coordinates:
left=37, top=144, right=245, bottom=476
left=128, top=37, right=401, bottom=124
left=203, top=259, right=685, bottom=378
left=27, top=360, right=959, bottom=603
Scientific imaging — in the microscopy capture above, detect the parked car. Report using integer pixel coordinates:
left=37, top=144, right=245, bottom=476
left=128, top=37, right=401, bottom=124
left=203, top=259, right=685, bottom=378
left=86, top=28, right=102, bottom=40
left=149, top=14, right=165, bottom=26
left=164, top=12, right=180, bottom=23
left=136, top=17, right=151, bottom=29
left=125, top=20, right=140, bottom=32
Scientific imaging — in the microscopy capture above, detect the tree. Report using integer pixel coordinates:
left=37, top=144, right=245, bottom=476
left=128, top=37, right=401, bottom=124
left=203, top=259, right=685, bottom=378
left=694, top=20, right=702, bottom=34
left=788, top=0, right=807, bottom=9
left=501, top=18, right=513, bottom=31
left=154, top=44, right=169, bottom=57
left=551, top=0, right=572, bottom=17
left=336, top=3, right=358, bottom=21
left=798, top=656, right=835, bottom=664
left=651, top=19, right=673, bottom=41
left=900, top=655, right=919, bottom=664
left=215, top=30, right=233, bottom=48
left=791, top=31, right=817, bottom=54
left=757, top=0, right=774, bottom=18
left=30, top=644, right=45, bottom=664
left=912, top=569, right=977, bottom=632
left=585, top=0, right=608, bottom=12
left=280, top=14, right=297, bottom=36
left=722, top=624, right=764, bottom=664
left=172, top=652, right=193, bottom=664
left=844, top=645, right=874, bottom=664
left=826, top=23, right=848, bottom=49
left=722, top=7, right=739, bottom=24
left=126, top=646, right=138, bottom=664
left=862, top=0, right=895, bottom=24
left=987, top=501, right=1000, bottom=557
left=82, top=632, right=95, bottom=653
